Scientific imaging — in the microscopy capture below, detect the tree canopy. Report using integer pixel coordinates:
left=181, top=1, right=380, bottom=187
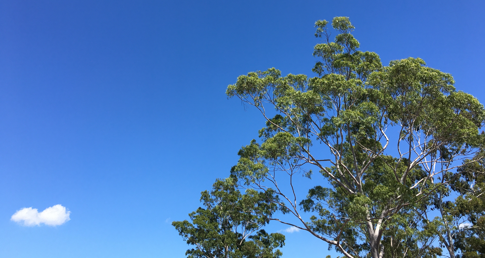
left=173, top=17, right=485, bottom=258
left=224, top=17, right=485, bottom=258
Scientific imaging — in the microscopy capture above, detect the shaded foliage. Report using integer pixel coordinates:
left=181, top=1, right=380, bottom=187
left=172, top=178, right=285, bottom=258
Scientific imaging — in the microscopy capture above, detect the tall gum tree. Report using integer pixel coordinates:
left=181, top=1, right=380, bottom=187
left=225, top=17, right=485, bottom=258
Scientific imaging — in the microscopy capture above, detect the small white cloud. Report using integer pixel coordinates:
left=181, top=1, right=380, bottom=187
left=11, top=207, right=40, bottom=226
left=11, top=205, right=70, bottom=227
left=280, top=226, right=300, bottom=233
left=459, top=223, right=472, bottom=229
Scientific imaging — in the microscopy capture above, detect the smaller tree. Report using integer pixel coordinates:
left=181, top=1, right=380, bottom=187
left=450, top=151, right=485, bottom=258
left=172, top=177, right=285, bottom=258
left=422, top=150, right=485, bottom=258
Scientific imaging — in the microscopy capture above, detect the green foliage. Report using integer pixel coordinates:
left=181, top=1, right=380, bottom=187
left=226, top=17, right=485, bottom=258
left=450, top=151, right=485, bottom=258
left=172, top=178, right=285, bottom=258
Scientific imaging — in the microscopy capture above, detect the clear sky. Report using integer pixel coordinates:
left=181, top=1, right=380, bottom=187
left=1, top=0, right=484, bottom=257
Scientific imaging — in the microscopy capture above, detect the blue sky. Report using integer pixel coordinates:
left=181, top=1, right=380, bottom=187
left=1, top=0, right=484, bottom=257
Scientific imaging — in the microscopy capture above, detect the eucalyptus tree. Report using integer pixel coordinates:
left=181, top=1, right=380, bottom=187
left=172, top=178, right=285, bottom=258
left=226, top=17, right=485, bottom=258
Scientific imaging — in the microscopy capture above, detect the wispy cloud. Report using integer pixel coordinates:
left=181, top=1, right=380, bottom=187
left=280, top=226, right=300, bottom=233
left=459, top=223, right=472, bottom=229
left=11, top=205, right=70, bottom=226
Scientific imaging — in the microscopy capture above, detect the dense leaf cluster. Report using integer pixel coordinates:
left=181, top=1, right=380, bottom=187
left=173, top=178, right=285, bottom=258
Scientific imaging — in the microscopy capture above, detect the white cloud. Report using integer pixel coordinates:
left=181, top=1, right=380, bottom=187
left=459, top=223, right=472, bottom=229
left=280, top=226, right=300, bottom=233
left=11, top=205, right=70, bottom=226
